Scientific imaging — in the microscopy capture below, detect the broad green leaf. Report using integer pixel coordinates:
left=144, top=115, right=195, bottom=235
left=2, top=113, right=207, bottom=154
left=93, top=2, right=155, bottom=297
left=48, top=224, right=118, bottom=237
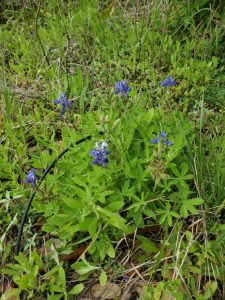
left=204, top=281, right=218, bottom=299
left=69, top=283, right=84, bottom=295
left=99, top=270, right=107, bottom=287
left=71, top=261, right=99, bottom=275
left=97, top=207, right=128, bottom=231
left=107, top=243, right=115, bottom=258
left=108, top=214, right=128, bottom=232
left=62, top=197, right=84, bottom=209
left=105, top=201, right=124, bottom=211
left=143, top=209, right=156, bottom=218
left=88, top=219, right=98, bottom=237
left=48, top=295, right=62, bottom=300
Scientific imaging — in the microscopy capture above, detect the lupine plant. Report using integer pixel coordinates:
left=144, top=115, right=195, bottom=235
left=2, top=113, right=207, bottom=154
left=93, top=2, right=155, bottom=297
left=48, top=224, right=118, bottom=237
left=160, top=76, right=177, bottom=87
left=54, top=94, right=72, bottom=116
left=1, top=1, right=224, bottom=299
left=24, top=169, right=37, bottom=187
left=90, top=141, right=110, bottom=167
left=114, top=80, right=131, bottom=96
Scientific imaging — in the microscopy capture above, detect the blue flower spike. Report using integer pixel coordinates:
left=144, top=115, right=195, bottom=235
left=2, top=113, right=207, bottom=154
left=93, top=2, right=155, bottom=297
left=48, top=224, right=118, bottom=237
left=160, top=76, right=177, bottom=87
left=150, top=131, right=173, bottom=146
left=163, top=138, right=174, bottom=146
left=90, top=141, right=111, bottom=167
left=150, top=135, right=160, bottom=144
left=24, top=168, right=37, bottom=187
left=114, top=80, right=131, bottom=96
left=160, top=131, right=167, bottom=138
left=54, top=93, right=72, bottom=116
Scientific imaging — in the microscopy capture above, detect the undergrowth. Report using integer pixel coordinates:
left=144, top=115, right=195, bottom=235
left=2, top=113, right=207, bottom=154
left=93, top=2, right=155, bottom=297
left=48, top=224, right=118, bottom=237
left=0, top=1, right=224, bottom=299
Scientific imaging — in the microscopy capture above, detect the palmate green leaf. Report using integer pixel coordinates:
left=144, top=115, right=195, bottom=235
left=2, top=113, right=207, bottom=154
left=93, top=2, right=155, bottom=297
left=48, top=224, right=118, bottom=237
left=180, top=163, right=188, bottom=176
left=1, top=267, right=20, bottom=277
left=181, top=198, right=204, bottom=218
left=170, top=164, right=180, bottom=177
left=127, top=201, right=144, bottom=212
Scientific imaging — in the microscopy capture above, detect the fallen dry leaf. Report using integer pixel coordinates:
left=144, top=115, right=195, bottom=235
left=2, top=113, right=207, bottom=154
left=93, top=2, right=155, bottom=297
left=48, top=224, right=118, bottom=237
left=59, top=244, right=88, bottom=262
left=90, top=283, right=121, bottom=299
left=38, top=239, right=62, bottom=256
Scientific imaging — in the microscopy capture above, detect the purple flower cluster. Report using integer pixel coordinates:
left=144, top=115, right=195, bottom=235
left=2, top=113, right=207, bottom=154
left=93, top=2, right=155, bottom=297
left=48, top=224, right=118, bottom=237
left=114, top=80, right=131, bottom=96
left=160, top=76, right=177, bottom=87
left=90, top=142, right=110, bottom=167
left=150, top=131, right=173, bottom=146
left=24, top=168, right=37, bottom=187
left=54, top=93, right=72, bottom=116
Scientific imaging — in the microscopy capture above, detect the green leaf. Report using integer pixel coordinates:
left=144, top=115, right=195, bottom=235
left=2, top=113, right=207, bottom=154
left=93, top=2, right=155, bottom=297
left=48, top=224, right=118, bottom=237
left=105, top=201, right=124, bottom=211
left=203, top=281, right=218, bottom=299
left=69, top=283, right=84, bottom=295
left=170, top=165, right=180, bottom=177
left=143, top=209, right=156, bottom=218
left=99, top=270, right=107, bottom=287
left=137, top=235, right=158, bottom=253
left=88, top=220, right=98, bottom=237
left=75, top=187, right=87, bottom=199
left=71, top=261, right=99, bottom=275
left=72, top=176, right=87, bottom=187
left=97, top=207, right=128, bottom=232
left=190, top=266, right=202, bottom=274
left=108, top=214, right=128, bottom=232
left=153, top=281, right=165, bottom=300
left=48, top=295, right=62, bottom=300
left=98, top=190, right=115, bottom=203
left=181, top=163, right=188, bottom=176
left=107, top=243, right=115, bottom=258
left=187, top=198, right=204, bottom=206
left=62, top=197, right=84, bottom=209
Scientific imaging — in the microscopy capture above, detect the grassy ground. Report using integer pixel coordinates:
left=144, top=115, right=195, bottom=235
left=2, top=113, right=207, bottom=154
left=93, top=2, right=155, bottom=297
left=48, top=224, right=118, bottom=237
left=0, top=1, right=225, bottom=299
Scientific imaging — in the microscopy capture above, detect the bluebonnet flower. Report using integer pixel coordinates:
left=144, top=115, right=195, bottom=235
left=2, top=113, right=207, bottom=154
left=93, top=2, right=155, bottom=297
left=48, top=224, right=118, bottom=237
left=150, top=135, right=160, bottom=144
left=160, top=131, right=167, bottom=138
left=54, top=93, right=72, bottom=116
left=90, top=141, right=110, bottom=167
left=114, top=80, right=131, bottom=96
left=163, top=138, right=174, bottom=146
left=160, top=76, right=177, bottom=87
left=24, top=168, right=37, bottom=187
left=150, top=131, right=173, bottom=146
